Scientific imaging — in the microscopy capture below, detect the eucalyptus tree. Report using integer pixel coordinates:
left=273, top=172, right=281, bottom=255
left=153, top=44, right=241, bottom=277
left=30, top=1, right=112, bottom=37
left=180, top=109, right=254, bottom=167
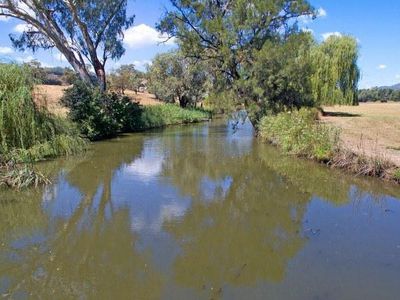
left=148, top=51, right=209, bottom=108
left=0, top=0, right=134, bottom=91
left=109, top=64, right=143, bottom=94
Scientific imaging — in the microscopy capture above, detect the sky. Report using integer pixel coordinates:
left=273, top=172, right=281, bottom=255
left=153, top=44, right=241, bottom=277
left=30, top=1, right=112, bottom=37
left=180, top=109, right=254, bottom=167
left=0, top=0, right=399, bottom=88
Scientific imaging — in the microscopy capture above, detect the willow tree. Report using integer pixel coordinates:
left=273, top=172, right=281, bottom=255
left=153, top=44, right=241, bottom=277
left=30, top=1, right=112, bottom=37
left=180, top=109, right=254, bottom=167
left=0, top=0, right=134, bottom=91
left=311, top=35, right=360, bottom=106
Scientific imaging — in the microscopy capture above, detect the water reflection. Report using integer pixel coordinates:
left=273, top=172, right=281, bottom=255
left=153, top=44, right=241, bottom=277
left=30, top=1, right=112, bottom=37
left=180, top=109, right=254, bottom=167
left=1, top=120, right=400, bottom=299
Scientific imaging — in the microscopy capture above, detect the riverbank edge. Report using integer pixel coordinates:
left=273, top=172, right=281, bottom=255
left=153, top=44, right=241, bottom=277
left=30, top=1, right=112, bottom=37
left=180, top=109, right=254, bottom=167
left=0, top=114, right=212, bottom=189
left=258, top=109, right=400, bottom=185
left=260, top=137, right=400, bottom=184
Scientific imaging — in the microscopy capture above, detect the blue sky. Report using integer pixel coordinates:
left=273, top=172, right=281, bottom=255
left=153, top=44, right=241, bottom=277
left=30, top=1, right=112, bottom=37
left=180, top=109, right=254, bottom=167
left=0, top=0, right=399, bottom=88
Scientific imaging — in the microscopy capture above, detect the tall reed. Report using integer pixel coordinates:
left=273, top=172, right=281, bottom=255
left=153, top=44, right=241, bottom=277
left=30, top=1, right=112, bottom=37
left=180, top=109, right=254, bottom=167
left=0, top=63, right=86, bottom=163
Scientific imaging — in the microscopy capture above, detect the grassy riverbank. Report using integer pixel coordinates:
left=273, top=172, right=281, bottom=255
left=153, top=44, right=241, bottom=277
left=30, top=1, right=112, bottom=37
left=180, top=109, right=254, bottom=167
left=139, top=104, right=210, bottom=129
left=0, top=65, right=210, bottom=189
left=259, top=108, right=400, bottom=183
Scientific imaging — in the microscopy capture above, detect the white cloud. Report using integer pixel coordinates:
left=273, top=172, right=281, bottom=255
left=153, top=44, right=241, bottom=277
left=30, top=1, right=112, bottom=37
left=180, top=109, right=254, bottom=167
left=301, top=28, right=314, bottom=34
left=378, top=64, right=387, bottom=70
left=14, top=23, right=29, bottom=33
left=317, top=8, right=327, bottom=18
left=53, top=52, right=67, bottom=62
left=0, top=16, right=9, bottom=22
left=16, top=55, right=34, bottom=63
left=396, top=74, right=400, bottom=79
left=133, top=60, right=152, bottom=70
left=124, top=24, right=176, bottom=48
left=298, top=15, right=313, bottom=24
left=322, top=32, right=342, bottom=40
left=0, top=47, right=13, bottom=54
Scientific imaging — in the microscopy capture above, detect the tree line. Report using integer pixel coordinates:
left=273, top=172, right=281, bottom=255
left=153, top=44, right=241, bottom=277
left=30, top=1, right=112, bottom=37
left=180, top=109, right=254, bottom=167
left=1, top=0, right=360, bottom=123
left=358, top=88, right=400, bottom=102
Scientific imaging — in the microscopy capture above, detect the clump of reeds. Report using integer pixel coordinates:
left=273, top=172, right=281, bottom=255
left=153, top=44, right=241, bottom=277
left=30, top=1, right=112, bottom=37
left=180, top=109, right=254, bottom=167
left=0, top=162, right=50, bottom=189
left=330, top=149, right=395, bottom=179
left=0, top=63, right=87, bottom=188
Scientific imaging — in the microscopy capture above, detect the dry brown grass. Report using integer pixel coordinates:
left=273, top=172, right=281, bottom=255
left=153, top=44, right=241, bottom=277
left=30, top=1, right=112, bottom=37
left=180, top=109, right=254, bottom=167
left=33, top=85, right=70, bottom=116
left=123, top=90, right=162, bottom=106
left=322, top=102, right=400, bottom=166
left=33, top=85, right=162, bottom=116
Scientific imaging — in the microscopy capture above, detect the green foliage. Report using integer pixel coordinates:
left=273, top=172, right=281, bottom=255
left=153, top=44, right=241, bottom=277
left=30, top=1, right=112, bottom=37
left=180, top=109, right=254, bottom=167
left=393, top=169, right=400, bottom=182
left=0, top=64, right=86, bottom=163
left=311, top=35, right=360, bottom=106
left=148, top=51, right=210, bottom=108
left=61, top=81, right=142, bottom=140
left=243, top=33, right=315, bottom=121
left=159, top=1, right=360, bottom=119
left=358, top=88, right=400, bottom=102
left=109, top=64, right=144, bottom=94
left=259, top=108, right=339, bottom=161
left=138, top=104, right=211, bottom=129
left=159, top=0, right=314, bottom=83
left=62, top=81, right=210, bottom=140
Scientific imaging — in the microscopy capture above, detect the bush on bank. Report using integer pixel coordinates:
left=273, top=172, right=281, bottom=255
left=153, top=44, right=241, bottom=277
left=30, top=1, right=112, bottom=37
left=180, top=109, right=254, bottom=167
left=258, top=108, right=339, bottom=162
left=259, top=108, right=400, bottom=183
left=61, top=81, right=142, bottom=140
left=61, top=81, right=211, bottom=140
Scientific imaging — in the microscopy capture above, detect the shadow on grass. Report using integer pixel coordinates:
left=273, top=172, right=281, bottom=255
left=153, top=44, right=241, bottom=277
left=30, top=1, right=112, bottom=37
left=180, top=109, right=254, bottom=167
left=323, top=111, right=361, bottom=117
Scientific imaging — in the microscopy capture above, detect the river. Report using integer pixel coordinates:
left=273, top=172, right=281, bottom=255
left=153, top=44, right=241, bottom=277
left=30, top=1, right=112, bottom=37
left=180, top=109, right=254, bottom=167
left=1, top=119, right=400, bottom=299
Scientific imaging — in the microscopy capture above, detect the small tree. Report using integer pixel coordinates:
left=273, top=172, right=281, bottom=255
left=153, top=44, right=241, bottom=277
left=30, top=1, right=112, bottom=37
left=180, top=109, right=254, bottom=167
left=24, top=59, right=46, bottom=83
left=0, top=0, right=134, bottom=91
left=109, top=64, right=142, bottom=94
left=148, top=51, right=209, bottom=108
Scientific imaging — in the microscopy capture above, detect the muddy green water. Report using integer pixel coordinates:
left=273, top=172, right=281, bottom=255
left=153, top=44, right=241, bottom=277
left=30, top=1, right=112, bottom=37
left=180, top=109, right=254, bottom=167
left=1, top=119, right=400, bottom=299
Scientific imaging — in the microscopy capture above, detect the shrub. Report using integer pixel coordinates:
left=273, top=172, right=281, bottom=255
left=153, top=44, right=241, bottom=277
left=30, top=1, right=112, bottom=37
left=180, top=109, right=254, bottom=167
left=62, top=82, right=211, bottom=139
left=61, top=81, right=142, bottom=140
left=258, top=108, right=339, bottom=161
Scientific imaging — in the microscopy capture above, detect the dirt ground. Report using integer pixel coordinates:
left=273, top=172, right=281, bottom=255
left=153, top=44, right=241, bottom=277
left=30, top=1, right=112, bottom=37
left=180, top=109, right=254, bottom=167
left=321, top=102, right=400, bottom=166
left=33, top=85, right=162, bottom=116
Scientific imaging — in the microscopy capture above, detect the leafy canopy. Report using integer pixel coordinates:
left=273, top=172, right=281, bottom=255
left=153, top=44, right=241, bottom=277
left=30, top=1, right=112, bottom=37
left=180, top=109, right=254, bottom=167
left=158, top=0, right=315, bottom=83
left=148, top=51, right=209, bottom=108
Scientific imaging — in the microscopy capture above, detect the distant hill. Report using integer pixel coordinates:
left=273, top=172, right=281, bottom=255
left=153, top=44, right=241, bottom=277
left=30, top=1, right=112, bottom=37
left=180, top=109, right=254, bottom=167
left=390, top=83, right=400, bottom=90
left=379, top=83, right=400, bottom=90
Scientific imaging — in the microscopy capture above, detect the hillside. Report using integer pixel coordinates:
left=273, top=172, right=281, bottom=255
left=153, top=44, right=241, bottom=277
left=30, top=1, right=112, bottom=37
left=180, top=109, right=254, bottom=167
left=390, top=83, right=400, bottom=90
